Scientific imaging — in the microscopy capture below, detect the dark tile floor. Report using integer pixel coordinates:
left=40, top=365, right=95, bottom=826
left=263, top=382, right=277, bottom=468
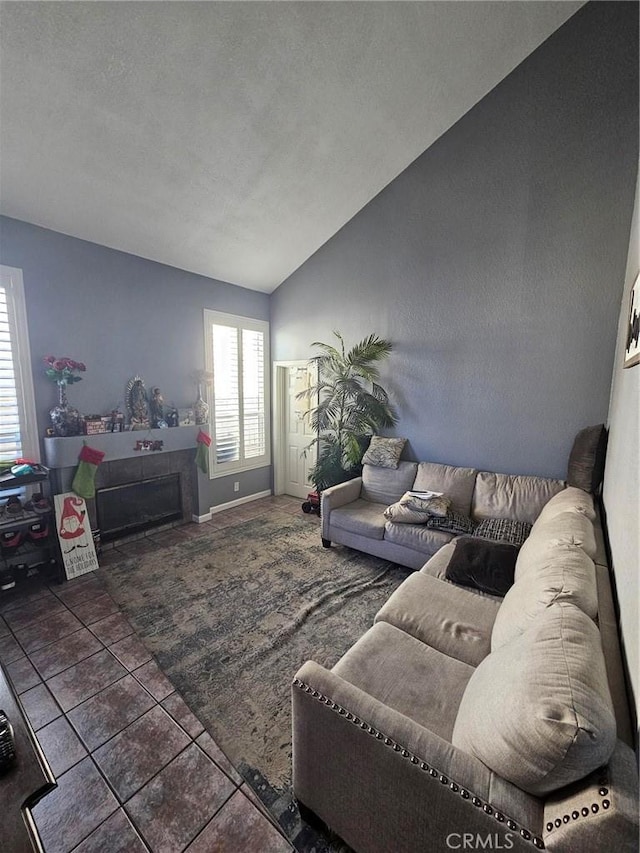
left=0, top=494, right=311, bottom=853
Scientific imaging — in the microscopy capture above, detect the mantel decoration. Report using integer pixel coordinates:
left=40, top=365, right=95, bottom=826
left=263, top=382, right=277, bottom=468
left=192, top=369, right=213, bottom=425
left=297, top=331, right=397, bottom=491
left=44, top=355, right=85, bottom=437
left=126, top=376, right=150, bottom=430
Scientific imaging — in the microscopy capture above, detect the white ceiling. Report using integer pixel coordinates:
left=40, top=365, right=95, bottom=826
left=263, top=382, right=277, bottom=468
left=0, top=1, right=583, bottom=293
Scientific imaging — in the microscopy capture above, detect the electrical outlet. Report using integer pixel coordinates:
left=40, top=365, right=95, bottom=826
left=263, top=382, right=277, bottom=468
left=234, top=481, right=240, bottom=492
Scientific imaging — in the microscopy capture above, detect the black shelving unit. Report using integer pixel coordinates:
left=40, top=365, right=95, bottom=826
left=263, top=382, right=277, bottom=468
left=0, top=466, right=63, bottom=593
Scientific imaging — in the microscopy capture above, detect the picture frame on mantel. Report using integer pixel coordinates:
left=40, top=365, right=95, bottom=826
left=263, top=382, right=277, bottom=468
left=623, top=272, right=640, bottom=368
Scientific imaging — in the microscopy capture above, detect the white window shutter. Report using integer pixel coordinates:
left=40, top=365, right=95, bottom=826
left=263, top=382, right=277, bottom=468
left=204, top=310, right=270, bottom=477
left=0, top=267, right=38, bottom=465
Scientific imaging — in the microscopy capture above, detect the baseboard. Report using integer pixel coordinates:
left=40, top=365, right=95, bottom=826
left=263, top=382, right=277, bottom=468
left=210, top=489, right=272, bottom=515
left=192, top=511, right=213, bottom=524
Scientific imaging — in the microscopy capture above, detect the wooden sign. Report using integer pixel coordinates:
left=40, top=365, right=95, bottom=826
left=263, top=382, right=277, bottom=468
left=54, top=493, right=100, bottom=580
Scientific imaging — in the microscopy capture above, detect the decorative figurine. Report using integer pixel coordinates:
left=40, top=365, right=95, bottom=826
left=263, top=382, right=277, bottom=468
left=126, top=376, right=150, bottom=430
left=150, top=387, right=167, bottom=428
left=167, top=406, right=179, bottom=428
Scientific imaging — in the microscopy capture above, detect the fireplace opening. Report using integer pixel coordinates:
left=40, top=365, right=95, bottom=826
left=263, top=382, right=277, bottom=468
left=97, top=473, right=182, bottom=541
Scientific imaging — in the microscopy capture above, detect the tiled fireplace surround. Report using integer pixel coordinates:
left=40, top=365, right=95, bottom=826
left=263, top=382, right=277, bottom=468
left=44, top=429, right=201, bottom=541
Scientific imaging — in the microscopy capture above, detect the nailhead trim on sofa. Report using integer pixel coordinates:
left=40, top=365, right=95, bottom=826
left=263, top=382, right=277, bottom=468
left=293, top=677, right=545, bottom=849
left=544, top=770, right=610, bottom=835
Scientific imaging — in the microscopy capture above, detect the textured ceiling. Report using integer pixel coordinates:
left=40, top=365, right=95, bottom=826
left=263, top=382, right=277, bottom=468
left=0, top=2, right=583, bottom=292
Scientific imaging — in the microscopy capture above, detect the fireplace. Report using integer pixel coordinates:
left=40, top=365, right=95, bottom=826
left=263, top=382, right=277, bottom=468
left=97, top=473, right=182, bottom=540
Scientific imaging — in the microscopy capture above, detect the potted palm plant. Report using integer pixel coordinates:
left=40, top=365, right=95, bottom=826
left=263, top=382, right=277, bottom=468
left=298, top=331, right=398, bottom=492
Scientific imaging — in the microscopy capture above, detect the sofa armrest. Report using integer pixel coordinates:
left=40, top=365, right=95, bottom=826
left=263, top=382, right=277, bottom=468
left=292, top=660, right=543, bottom=853
left=543, top=739, right=639, bottom=852
left=320, top=477, right=363, bottom=540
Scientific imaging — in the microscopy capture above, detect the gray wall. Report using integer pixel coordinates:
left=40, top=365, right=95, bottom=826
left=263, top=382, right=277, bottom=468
left=271, top=2, right=639, bottom=481
left=0, top=216, right=271, bottom=510
left=603, top=166, right=639, bottom=725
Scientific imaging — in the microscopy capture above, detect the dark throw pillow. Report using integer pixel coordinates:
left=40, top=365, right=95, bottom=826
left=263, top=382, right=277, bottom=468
left=567, top=424, right=608, bottom=493
left=426, top=511, right=476, bottom=536
left=445, top=537, right=518, bottom=596
left=473, top=517, right=532, bottom=547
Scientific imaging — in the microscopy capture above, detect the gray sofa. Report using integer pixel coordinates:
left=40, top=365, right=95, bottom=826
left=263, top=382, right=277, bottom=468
left=319, top=461, right=566, bottom=568
left=292, top=468, right=638, bottom=853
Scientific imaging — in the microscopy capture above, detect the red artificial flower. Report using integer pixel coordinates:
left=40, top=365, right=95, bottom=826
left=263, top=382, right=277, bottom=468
left=77, top=362, right=86, bottom=371
left=44, top=355, right=56, bottom=365
left=53, top=359, right=67, bottom=371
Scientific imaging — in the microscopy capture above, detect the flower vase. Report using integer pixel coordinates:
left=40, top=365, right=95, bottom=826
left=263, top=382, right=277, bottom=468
left=193, top=384, right=209, bottom=425
left=50, top=382, right=81, bottom=437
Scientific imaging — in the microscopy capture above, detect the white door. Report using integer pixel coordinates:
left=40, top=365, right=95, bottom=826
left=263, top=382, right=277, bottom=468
left=283, top=364, right=316, bottom=499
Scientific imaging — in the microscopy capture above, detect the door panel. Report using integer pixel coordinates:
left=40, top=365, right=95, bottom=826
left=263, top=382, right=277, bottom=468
left=284, top=365, right=316, bottom=499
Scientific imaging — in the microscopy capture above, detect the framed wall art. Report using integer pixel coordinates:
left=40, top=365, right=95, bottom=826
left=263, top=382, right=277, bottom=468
left=624, top=272, right=640, bottom=368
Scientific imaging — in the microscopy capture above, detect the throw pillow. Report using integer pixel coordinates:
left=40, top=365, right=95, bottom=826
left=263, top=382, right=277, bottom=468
left=473, top=517, right=532, bottom=548
left=426, top=511, right=476, bottom=536
left=404, top=490, right=451, bottom=517
left=567, top=424, right=608, bottom=493
left=383, top=490, right=450, bottom=524
left=445, top=537, right=517, bottom=596
left=361, top=436, right=406, bottom=469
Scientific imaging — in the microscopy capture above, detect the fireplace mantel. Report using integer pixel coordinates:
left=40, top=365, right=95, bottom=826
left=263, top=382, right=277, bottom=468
left=43, top=425, right=200, bottom=468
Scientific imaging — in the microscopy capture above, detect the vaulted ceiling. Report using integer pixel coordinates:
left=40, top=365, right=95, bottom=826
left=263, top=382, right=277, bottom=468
left=0, top=2, right=583, bottom=292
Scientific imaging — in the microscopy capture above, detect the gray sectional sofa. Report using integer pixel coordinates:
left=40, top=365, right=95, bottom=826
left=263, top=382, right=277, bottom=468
left=319, top=460, right=565, bottom=568
left=292, top=463, right=638, bottom=853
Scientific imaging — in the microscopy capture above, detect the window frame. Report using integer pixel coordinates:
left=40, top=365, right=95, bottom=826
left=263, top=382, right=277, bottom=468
left=203, top=309, right=271, bottom=479
left=0, top=265, right=39, bottom=464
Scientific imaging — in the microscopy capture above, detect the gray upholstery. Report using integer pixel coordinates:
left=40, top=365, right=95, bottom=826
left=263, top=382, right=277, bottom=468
left=472, top=471, right=565, bottom=523
left=492, top=542, right=598, bottom=650
left=412, top=461, right=477, bottom=516
left=360, top=461, right=417, bottom=505
left=293, top=661, right=544, bottom=853
left=294, top=458, right=638, bottom=852
left=383, top=521, right=453, bottom=554
left=544, top=740, right=639, bottom=852
left=454, top=603, right=617, bottom=796
left=535, top=485, right=596, bottom=522
left=375, top=571, right=500, bottom=667
left=333, top=622, right=473, bottom=741
left=330, top=498, right=387, bottom=540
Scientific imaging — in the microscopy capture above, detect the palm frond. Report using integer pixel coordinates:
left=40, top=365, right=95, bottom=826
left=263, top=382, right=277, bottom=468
left=304, top=330, right=397, bottom=489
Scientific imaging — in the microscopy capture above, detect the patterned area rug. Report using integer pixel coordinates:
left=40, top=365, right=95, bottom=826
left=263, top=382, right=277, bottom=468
left=99, top=514, right=410, bottom=850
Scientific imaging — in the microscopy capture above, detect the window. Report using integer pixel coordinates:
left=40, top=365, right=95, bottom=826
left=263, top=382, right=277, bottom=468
left=204, top=310, right=270, bottom=477
left=0, top=266, right=39, bottom=465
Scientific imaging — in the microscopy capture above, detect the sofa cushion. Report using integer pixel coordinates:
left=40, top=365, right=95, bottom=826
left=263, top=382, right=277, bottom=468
left=534, top=485, right=596, bottom=523
left=471, top=471, right=565, bottom=524
left=361, top=461, right=418, bottom=505
left=516, top=512, right=597, bottom=578
left=567, top=423, right=607, bottom=493
left=330, top=499, right=387, bottom=540
left=446, top=537, right=517, bottom=597
left=384, top=521, right=454, bottom=555
left=333, top=621, right=474, bottom=741
left=473, top=517, right=532, bottom=547
left=452, top=603, right=617, bottom=796
left=491, top=543, right=597, bottom=650
left=375, top=571, right=500, bottom=668
left=420, top=541, right=458, bottom=580
left=361, top=436, right=407, bottom=469
left=411, top=462, right=478, bottom=517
